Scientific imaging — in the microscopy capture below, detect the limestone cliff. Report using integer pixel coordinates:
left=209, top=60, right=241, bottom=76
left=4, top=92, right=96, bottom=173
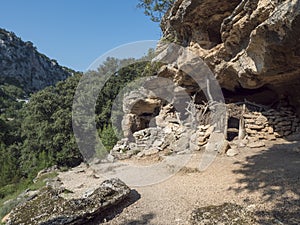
left=161, top=0, right=300, bottom=112
left=0, top=28, right=71, bottom=93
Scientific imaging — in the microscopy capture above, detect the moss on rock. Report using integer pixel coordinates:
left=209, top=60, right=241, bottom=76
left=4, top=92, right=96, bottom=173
left=6, top=178, right=130, bottom=225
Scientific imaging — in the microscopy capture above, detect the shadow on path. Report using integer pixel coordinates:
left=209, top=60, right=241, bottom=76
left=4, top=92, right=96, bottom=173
left=232, top=139, right=300, bottom=224
left=118, top=213, right=155, bottom=225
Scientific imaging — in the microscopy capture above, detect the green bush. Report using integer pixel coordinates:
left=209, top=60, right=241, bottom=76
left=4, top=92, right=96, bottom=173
left=100, top=124, right=118, bottom=151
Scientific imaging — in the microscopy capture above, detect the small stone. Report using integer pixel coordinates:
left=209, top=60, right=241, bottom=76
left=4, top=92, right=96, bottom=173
left=198, top=140, right=208, bottom=146
left=255, top=120, right=263, bottom=126
left=204, top=125, right=214, bottom=138
left=247, top=136, right=259, bottom=142
left=226, top=148, right=239, bottom=157
left=248, top=141, right=265, bottom=148
left=198, top=131, right=205, bottom=136
left=239, top=138, right=248, bottom=147
left=245, top=128, right=257, bottom=134
left=143, top=148, right=159, bottom=156
left=274, top=131, right=282, bottom=138
left=266, top=134, right=276, bottom=140
left=152, top=139, right=164, bottom=147
left=190, top=141, right=200, bottom=151
left=198, top=124, right=210, bottom=131
left=137, top=152, right=144, bottom=158
left=1, top=213, right=10, bottom=224
left=245, top=119, right=255, bottom=124
left=218, top=140, right=230, bottom=154
left=244, top=113, right=258, bottom=119
left=199, top=136, right=207, bottom=143
left=268, top=126, right=274, bottom=134
left=106, top=154, right=114, bottom=163
left=256, top=132, right=265, bottom=139
left=246, top=124, right=264, bottom=130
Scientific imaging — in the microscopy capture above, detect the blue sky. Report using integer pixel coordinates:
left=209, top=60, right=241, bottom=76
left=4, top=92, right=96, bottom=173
left=0, top=0, right=161, bottom=71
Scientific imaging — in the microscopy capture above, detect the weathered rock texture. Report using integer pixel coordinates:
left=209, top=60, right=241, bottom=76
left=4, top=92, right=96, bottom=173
left=161, top=0, right=300, bottom=113
left=226, top=102, right=300, bottom=149
left=244, top=106, right=300, bottom=138
left=189, top=203, right=258, bottom=225
left=0, top=28, right=71, bottom=93
left=6, top=178, right=130, bottom=225
left=111, top=0, right=300, bottom=160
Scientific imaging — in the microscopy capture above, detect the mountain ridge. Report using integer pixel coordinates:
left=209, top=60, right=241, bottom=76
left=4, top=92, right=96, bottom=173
left=0, top=28, right=72, bottom=93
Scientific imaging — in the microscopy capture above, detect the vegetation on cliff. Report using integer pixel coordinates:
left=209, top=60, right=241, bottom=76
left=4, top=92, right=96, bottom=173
left=0, top=52, right=159, bottom=216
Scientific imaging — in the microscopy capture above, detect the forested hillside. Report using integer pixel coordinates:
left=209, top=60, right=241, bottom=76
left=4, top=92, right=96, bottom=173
left=0, top=54, right=158, bottom=207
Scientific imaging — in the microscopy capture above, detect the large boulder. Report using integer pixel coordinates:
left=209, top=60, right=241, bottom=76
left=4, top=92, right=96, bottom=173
left=6, top=178, right=130, bottom=225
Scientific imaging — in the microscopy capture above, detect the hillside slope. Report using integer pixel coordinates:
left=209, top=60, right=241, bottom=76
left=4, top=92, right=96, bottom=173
left=0, top=28, right=71, bottom=93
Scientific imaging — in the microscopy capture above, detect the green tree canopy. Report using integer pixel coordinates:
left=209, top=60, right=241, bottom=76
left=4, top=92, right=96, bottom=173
left=137, top=0, right=175, bottom=22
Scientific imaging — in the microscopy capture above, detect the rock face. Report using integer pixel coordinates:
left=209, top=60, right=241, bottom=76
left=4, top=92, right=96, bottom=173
left=189, top=203, right=258, bottom=225
left=122, top=88, right=163, bottom=139
left=7, top=178, right=130, bottom=225
left=161, top=0, right=300, bottom=113
left=111, top=0, right=300, bottom=160
left=0, top=28, right=71, bottom=93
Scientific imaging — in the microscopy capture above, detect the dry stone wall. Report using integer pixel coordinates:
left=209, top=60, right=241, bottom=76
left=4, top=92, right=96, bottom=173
left=244, top=106, right=300, bottom=142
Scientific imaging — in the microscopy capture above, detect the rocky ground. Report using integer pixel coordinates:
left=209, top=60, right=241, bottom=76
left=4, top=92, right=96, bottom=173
left=53, top=135, right=300, bottom=225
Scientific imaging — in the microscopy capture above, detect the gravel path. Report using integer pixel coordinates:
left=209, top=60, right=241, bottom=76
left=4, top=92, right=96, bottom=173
left=59, top=137, right=300, bottom=224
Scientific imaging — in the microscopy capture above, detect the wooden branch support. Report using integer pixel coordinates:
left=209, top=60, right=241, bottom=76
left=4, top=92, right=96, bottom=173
left=206, top=78, right=213, bottom=102
left=238, top=104, right=246, bottom=142
left=235, top=99, right=269, bottom=111
left=224, top=110, right=229, bottom=140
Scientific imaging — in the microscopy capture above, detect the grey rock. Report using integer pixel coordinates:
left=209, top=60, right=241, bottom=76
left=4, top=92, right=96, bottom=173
left=7, top=178, right=131, bottom=225
left=143, top=148, right=159, bottom=156
left=106, top=154, right=115, bottom=163
left=189, top=203, right=258, bottom=225
left=0, top=28, right=70, bottom=93
left=161, top=0, right=300, bottom=114
left=226, top=148, right=239, bottom=157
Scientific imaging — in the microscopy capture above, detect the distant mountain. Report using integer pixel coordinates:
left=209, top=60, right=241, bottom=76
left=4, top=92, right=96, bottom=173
left=0, top=28, right=71, bottom=93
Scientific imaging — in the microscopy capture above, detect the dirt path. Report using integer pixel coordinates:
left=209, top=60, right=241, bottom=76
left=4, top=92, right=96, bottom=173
left=59, top=137, right=300, bottom=224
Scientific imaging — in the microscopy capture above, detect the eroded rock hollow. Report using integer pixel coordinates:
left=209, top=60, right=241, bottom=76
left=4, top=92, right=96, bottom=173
left=161, top=0, right=300, bottom=113
left=113, top=0, right=300, bottom=158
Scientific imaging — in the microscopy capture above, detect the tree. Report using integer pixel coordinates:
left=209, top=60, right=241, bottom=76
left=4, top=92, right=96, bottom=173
left=0, top=51, right=161, bottom=191
left=20, top=73, right=83, bottom=177
left=99, top=124, right=118, bottom=151
left=137, top=0, right=175, bottom=22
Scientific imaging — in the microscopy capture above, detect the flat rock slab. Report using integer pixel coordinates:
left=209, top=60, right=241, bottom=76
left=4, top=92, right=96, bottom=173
left=226, top=148, right=239, bottom=157
left=7, top=178, right=130, bottom=225
left=248, top=141, right=265, bottom=148
left=189, top=203, right=258, bottom=225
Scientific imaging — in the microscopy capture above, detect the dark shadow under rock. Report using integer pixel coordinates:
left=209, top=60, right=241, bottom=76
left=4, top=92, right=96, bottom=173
left=231, top=140, right=300, bottom=225
left=86, top=189, right=141, bottom=224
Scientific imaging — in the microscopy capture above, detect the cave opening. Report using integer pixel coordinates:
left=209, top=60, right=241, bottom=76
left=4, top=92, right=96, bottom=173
left=222, top=85, right=279, bottom=107
left=227, top=116, right=239, bottom=141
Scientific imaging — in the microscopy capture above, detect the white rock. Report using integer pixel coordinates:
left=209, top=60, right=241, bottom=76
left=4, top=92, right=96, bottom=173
left=247, top=141, right=265, bottom=148
left=143, top=148, right=159, bottom=156
left=226, top=148, right=239, bottom=157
